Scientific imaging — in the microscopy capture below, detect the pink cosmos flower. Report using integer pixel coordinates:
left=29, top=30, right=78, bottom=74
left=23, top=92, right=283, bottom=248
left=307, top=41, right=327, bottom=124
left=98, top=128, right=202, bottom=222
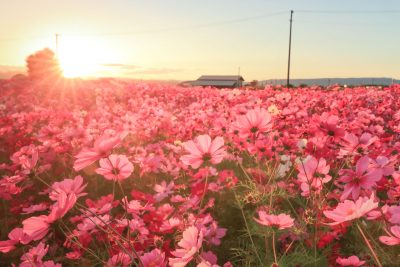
left=0, top=227, right=32, bottom=253
left=140, top=248, right=166, bottom=267
left=339, top=156, right=382, bottom=201
left=10, top=227, right=32, bottom=244
left=317, top=113, right=345, bottom=138
left=121, top=197, right=151, bottom=215
left=0, top=175, right=24, bottom=197
left=22, top=203, right=48, bottom=214
left=379, top=225, right=400, bottom=246
left=124, top=218, right=150, bottom=236
left=49, top=175, right=87, bottom=201
left=200, top=251, right=218, bottom=266
left=20, top=242, right=48, bottom=267
left=297, top=156, right=331, bottom=196
left=11, top=145, right=39, bottom=172
left=338, top=132, right=377, bottom=158
left=160, top=217, right=181, bottom=232
left=254, top=211, right=294, bottom=230
left=154, top=180, right=174, bottom=202
left=372, top=156, right=395, bottom=176
left=107, top=252, right=132, bottom=267
left=197, top=261, right=219, bottom=267
left=204, top=222, right=227, bottom=246
left=73, top=132, right=127, bottom=171
left=233, top=107, right=273, bottom=138
left=0, top=239, right=17, bottom=253
left=323, top=194, right=378, bottom=225
left=96, top=154, right=134, bottom=181
left=336, top=255, right=365, bottom=266
left=66, top=251, right=83, bottom=260
left=387, top=205, right=400, bottom=224
left=22, top=215, right=51, bottom=241
left=180, top=135, right=225, bottom=169
left=42, top=261, right=62, bottom=267
left=48, top=190, right=77, bottom=221
left=77, top=214, right=110, bottom=232
left=169, top=226, right=203, bottom=267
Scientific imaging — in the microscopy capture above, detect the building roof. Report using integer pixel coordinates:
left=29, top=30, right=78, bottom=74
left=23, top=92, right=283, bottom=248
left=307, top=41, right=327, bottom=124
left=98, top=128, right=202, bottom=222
left=190, top=80, right=238, bottom=87
left=198, top=75, right=244, bottom=81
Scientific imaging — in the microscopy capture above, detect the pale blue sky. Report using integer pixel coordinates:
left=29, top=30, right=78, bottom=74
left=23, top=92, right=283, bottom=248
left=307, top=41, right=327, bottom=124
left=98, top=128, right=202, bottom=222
left=0, top=0, right=399, bottom=80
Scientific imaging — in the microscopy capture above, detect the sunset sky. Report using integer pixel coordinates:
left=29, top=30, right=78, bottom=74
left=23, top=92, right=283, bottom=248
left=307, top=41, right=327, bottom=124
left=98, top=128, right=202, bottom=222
left=0, top=0, right=399, bottom=80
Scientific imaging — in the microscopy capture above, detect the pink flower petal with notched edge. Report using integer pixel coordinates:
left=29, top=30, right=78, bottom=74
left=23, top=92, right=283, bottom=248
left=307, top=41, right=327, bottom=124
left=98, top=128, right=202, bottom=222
left=254, top=210, right=294, bottom=229
left=169, top=226, right=203, bottom=267
left=73, top=132, right=126, bottom=171
left=22, top=215, right=51, bottom=241
left=324, top=194, right=378, bottom=225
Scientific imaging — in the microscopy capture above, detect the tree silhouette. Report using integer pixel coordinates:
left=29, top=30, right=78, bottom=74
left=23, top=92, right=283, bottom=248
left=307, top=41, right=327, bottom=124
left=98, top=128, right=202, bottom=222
left=26, top=48, right=62, bottom=81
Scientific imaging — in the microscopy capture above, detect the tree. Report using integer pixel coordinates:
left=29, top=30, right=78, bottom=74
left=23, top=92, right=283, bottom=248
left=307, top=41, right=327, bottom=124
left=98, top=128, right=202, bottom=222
left=249, top=80, right=259, bottom=88
left=26, top=48, right=62, bottom=81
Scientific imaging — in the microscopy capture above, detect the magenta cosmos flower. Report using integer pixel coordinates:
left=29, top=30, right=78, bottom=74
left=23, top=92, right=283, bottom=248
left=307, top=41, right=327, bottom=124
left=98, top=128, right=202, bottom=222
left=336, top=255, right=365, bottom=266
left=180, top=134, right=225, bottom=169
left=233, top=107, right=273, bottom=138
left=168, top=226, right=203, bottom=267
left=254, top=210, right=294, bottom=230
left=339, top=156, right=382, bottom=201
left=323, top=194, right=378, bottom=225
left=96, top=154, right=134, bottom=181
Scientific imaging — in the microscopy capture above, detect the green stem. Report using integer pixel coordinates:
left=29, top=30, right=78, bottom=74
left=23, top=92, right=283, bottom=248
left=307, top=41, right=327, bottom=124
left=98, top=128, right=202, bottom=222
left=272, top=231, right=278, bottom=264
left=356, top=222, right=382, bottom=267
left=199, top=174, right=209, bottom=209
left=234, top=191, right=263, bottom=266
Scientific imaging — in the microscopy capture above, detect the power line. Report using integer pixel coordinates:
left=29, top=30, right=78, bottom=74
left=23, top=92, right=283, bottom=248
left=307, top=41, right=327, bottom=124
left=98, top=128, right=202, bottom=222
left=67, top=11, right=288, bottom=37
left=0, top=11, right=287, bottom=41
left=1, top=9, right=398, bottom=41
left=296, top=9, right=400, bottom=14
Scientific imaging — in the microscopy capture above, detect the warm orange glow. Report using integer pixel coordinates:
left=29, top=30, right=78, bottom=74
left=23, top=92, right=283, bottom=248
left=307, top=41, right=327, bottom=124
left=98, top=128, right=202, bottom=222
left=58, top=36, right=117, bottom=78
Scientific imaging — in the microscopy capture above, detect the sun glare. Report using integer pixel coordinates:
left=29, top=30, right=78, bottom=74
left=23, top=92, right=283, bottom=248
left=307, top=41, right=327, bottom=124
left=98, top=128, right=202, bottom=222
left=58, top=36, right=116, bottom=78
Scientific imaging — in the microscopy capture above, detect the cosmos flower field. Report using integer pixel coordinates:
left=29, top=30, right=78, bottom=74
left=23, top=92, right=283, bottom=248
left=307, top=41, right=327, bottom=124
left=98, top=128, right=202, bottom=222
left=0, top=80, right=400, bottom=266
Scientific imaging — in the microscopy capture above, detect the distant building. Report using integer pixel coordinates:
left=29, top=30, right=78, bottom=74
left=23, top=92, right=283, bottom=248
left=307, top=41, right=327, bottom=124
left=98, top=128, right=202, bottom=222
left=181, top=75, right=244, bottom=88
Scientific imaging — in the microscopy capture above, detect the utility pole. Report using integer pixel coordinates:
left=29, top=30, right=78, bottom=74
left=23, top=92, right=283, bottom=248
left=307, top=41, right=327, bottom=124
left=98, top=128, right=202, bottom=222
left=237, top=66, right=241, bottom=88
left=287, top=10, right=293, bottom=88
left=55, top=33, right=60, bottom=56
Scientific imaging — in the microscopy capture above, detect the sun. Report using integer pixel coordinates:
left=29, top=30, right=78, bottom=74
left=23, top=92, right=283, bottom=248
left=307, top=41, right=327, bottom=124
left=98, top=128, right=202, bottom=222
left=58, top=36, right=115, bottom=78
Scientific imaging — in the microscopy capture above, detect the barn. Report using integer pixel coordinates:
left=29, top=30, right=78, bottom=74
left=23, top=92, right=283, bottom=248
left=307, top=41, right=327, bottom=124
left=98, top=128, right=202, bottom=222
left=183, top=75, right=244, bottom=88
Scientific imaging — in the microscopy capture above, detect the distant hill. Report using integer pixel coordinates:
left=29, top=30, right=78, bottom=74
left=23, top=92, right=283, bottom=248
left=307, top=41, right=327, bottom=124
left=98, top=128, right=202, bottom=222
left=0, top=65, right=25, bottom=79
left=259, top=77, right=399, bottom=86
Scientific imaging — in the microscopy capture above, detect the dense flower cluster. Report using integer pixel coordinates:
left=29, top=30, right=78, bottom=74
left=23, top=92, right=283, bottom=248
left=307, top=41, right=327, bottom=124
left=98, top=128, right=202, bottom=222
left=0, top=80, right=399, bottom=266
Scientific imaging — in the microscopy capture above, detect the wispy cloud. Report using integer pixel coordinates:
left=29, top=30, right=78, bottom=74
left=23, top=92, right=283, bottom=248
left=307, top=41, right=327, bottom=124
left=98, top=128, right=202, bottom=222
left=125, top=67, right=182, bottom=75
left=101, top=63, right=138, bottom=70
left=99, top=63, right=182, bottom=77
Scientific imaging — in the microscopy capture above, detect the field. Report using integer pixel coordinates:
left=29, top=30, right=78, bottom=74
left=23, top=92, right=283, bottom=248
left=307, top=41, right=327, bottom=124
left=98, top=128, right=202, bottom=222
left=0, top=80, right=400, bottom=266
